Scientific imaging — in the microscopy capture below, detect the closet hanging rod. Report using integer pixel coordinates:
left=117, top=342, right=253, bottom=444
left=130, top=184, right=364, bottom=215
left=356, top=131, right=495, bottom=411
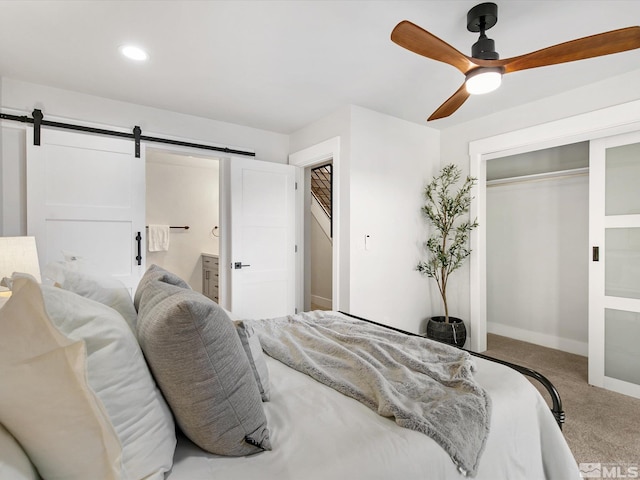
left=146, top=226, right=190, bottom=230
left=486, top=167, right=589, bottom=187
left=0, top=109, right=256, bottom=158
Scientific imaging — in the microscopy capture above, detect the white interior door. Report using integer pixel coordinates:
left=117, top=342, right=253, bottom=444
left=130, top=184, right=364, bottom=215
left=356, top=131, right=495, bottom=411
left=589, top=130, right=640, bottom=399
left=26, top=127, right=145, bottom=290
left=229, top=157, right=296, bottom=319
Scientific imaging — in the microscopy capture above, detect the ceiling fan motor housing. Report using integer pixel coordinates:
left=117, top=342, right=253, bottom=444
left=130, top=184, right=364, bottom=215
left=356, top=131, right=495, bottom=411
left=472, top=36, right=499, bottom=59
left=467, top=2, right=500, bottom=60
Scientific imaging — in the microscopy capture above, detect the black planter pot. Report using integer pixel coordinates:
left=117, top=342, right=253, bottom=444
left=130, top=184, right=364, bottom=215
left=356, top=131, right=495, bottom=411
left=426, top=316, right=467, bottom=348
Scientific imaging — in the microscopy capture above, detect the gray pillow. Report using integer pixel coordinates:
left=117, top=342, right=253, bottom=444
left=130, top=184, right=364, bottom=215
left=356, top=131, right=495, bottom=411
left=134, top=264, right=190, bottom=311
left=137, top=283, right=271, bottom=456
left=235, top=320, right=270, bottom=401
left=135, top=278, right=186, bottom=325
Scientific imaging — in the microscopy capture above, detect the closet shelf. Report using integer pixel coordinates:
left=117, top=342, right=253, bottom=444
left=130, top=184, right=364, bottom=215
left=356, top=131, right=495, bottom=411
left=487, top=167, right=589, bottom=187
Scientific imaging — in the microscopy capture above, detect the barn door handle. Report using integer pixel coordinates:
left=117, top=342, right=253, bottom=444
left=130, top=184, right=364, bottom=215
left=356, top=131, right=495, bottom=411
left=135, top=232, right=142, bottom=265
left=234, top=262, right=251, bottom=269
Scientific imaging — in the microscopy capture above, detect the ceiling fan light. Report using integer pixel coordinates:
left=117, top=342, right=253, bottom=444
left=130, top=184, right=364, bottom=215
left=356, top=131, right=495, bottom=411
left=465, top=68, right=503, bottom=95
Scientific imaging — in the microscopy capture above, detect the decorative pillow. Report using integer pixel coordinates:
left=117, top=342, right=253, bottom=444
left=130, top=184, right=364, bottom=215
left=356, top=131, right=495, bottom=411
left=0, top=278, right=176, bottom=480
left=41, top=285, right=177, bottom=479
left=0, top=278, right=122, bottom=480
left=137, top=279, right=271, bottom=456
left=134, top=264, right=190, bottom=311
left=0, top=423, right=40, bottom=480
left=135, top=277, right=186, bottom=324
left=235, top=320, right=271, bottom=401
left=43, top=262, right=138, bottom=331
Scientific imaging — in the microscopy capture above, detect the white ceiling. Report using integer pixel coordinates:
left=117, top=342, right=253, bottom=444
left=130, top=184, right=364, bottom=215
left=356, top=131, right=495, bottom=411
left=1, top=1, right=639, bottom=134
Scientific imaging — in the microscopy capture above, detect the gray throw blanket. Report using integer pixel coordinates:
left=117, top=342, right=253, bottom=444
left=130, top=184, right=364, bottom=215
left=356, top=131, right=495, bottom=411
left=247, top=311, right=491, bottom=477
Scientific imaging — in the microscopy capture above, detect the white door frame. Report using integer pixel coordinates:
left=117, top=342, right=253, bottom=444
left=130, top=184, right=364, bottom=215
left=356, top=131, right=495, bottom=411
left=289, top=137, right=341, bottom=313
left=469, top=100, right=640, bottom=352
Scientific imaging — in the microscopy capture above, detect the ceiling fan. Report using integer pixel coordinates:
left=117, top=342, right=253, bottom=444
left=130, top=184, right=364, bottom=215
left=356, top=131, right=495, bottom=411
left=391, top=2, right=640, bottom=121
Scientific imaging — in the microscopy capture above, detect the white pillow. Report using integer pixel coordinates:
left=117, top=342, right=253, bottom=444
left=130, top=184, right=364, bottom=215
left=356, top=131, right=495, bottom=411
left=0, top=278, right=176, bottom=480
left=0, top=278, right=122, bottom=479
left=0, top=423, right=40, bottom=480
left=43, top=262, right=138, bottom=331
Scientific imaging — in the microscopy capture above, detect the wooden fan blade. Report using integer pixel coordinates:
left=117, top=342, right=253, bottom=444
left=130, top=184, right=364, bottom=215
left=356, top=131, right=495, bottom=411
left=428, top=83, right=471, bottom=121
left=391, top=20, right=476, bottom=74
left=501, top=26, right=640, bottom=74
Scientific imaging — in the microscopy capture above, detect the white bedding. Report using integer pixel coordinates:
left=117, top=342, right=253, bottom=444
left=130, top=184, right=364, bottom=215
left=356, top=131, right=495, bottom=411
left=168, top=353, right=580, bottom=480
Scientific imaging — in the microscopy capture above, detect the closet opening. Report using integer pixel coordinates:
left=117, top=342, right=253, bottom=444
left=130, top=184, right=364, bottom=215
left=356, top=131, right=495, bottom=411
left=485, top=141, right=589, bottom=356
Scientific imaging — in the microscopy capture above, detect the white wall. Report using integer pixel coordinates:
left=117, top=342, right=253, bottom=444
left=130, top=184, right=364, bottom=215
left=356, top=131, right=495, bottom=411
left=487, top=174, right=589, bottom=355
left=2, top=78, right=289, bottom=163
left=146, top=151, right=220, bottom=292
left=1, top=126, right=26, bottom=236
left=348, top=106, right=440, bottom=334
left=291, top=105, right=441, bottom=335
left=0, top=77, right=290, bottom=236
left=439, top=68, right=640, bottom=335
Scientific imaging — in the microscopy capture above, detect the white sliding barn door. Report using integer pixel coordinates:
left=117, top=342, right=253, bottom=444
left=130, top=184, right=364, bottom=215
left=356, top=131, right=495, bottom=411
left=26, top=127, right=145, bottom=290
left=228, top=157, right=296, bottom=319
left=589, top=130, right=640, bottom=399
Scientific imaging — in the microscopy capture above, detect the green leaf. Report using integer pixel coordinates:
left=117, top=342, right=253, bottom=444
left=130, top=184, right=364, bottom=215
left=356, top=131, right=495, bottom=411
left=417, top=164, right=478, bottom=313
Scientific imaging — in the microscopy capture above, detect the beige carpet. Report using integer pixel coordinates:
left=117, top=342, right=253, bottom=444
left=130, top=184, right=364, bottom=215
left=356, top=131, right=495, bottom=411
left=483, top=334, right=640, bottom=466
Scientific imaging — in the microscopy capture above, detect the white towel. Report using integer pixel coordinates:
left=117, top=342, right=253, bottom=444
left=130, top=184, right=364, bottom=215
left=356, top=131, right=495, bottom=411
left=148, top=225, right=170, bottom=252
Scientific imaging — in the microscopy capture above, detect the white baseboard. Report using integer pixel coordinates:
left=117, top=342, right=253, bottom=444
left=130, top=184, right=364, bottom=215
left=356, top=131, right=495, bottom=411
left=487, top=321, right=588, bottom=357
left=311, top=294, right=332, bottom=309
left=603, top=376, right=640, bottom=400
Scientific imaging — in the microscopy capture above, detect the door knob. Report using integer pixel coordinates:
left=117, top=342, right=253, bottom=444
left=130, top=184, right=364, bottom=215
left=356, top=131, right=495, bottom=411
left=234, top=262, right=251, bottom=269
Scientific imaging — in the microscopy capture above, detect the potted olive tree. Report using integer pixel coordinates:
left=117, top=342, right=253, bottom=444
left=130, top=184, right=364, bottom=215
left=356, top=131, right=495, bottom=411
left=416, top=164, right=477, bottom=348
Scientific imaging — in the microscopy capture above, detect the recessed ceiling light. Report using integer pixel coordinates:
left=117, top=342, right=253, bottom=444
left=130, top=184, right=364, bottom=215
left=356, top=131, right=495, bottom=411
left=119, top=45, right=148, bottom=61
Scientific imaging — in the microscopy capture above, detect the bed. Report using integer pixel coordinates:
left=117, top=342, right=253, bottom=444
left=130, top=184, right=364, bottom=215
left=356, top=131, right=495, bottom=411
left=0, top=264, right=581, bottom=480
left=167, top=310, right=579, bottom=480
left=170, top=348, right=578, bottom=479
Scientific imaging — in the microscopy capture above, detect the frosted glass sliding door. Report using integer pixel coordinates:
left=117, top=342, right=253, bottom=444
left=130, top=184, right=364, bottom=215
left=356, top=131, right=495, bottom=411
left=589, top=132, right=640, bottom=399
